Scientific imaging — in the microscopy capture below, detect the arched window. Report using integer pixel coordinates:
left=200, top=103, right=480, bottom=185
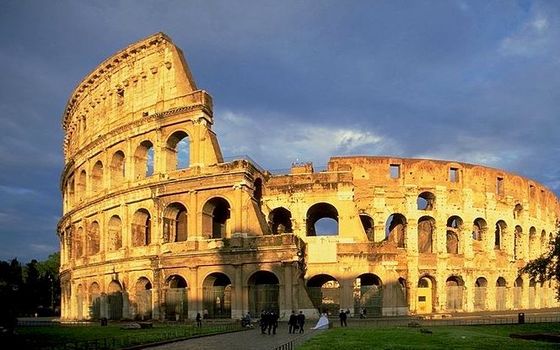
left=110, top=151, right=125, bottom=185
left=74, top=227, right=84, bottom=258
left=269, top=207, right=293, bottom=234
left=163, top=203, right=188, bottom=242
left=495, top=220, right=507, bottom=250
left=88, top=221, right=100, bottom=255
left=203, top=198, right=231, bottom=239
left=529, top=227, right=537, bottom=258
left=359, top=213, right=374, bottom=241
left=472, top=218, right=486, bottom=241
left=514, top=225, right=523, bottom=259
left=108, top=215, right=122, bottom=251
left=166, top=131, right=189, bottom=170
left=134, top=141, right=154, bottom=179
left=446, top=216, right=462, bottom=254
left=417, top=192, right=435, bottom=210
left=385, top=213, right=407, bottom=248
left=77, top=170, right=87, bottom=198
left=92, top=161, right=104, bottom=193
left=513, top=203, right=523, bottom=219
left=132, top=209, right=151, bottom=246
left=418, top=216, right=435, bottom=253
left=306, top=203, right=338, bottom=236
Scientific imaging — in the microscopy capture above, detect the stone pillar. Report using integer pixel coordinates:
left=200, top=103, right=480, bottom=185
left=232, top=265, right=243, bottom=319
left=463, top=274, right=474, bottom=312
left=339, top=278, right=353, bottom=314
left=283, top=263, right=293, bottom=317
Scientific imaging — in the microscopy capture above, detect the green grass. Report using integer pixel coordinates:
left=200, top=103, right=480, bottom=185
left=13, top=322, right=243, bottom=349
left=298, top=323, right=560, bottom=350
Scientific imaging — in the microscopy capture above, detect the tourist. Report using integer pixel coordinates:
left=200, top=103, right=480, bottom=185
left=339, top=309, right=348, bottom=327
left=297, top=311, right=306, bottom=333
left=268, top=311, right=278, bottom=335
left=288, top=311, right=298, bottom=333
left=260, top=310, right=268, bottom=334
left=196, top=312, right=202, bottom=327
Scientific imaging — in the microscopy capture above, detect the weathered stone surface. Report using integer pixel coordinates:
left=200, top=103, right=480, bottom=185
left=58, top=33, right=560, bottom=322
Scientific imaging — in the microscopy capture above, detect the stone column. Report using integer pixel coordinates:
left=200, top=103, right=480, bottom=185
left=232, top=265, right=244, bottom=319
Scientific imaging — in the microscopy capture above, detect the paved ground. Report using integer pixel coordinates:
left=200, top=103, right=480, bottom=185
left=144, top=324, right=322, bottom=350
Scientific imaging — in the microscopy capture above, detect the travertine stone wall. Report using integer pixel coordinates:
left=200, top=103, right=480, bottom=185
left=58, top=33, right=560, bottom=321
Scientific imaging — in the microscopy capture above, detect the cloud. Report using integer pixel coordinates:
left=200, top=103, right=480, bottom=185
left=499, top=9, right=553, bottom=57
left=0, top=185, right=37, bottom=196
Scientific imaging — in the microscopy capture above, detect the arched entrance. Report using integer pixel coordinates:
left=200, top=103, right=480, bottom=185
left=135, top=277, right=152, bottom=320
left=513, top=277, right=523, bottom=309
left=165, top=275, right=188, bottom=320
left=203, top=273, right=232, bottom=318
left=417, top=276, right=435, bottom=314
left=496, top=277, right=507, bottom=310
left=353, top=274, right=382, bottom=317
left=445, top=276, right=464, bottom=312
left=247, top=271, right=279, bottom=316
left=89, top=282, right=101, bottom=320
left=76, top=284, right=84, bottom=320
left=202, top=197, right=231, bottom=239
left=528, top=278, right=536, bottom=309
left=307, top=274, right=340, bottom=316
left=474, top=277, right=487, bottom=311
left=107, top=280, right=123, bottom=320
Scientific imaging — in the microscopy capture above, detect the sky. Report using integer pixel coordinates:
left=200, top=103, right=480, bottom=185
left=0, top=0, right=559, bottom=262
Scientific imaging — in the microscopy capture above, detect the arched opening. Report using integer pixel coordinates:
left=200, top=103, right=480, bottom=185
left=269, top=207, right=293, bottom=234
left=513, top=203, right=523, bottom=219
left=132, top=209, right=151, bottom=246
left=88, top=221, right=100, bottom=255
left=110, top=151, right=125, bottom=186
left=203, top=273, right=232, bottom=318
left=107, top=280, right=123, bottom=320
left=496, top=277, right=507, bottom=310
left=472, top=218, right=487, bottom=242
left=163, top=203, right=188, bottom=243
left=528, top=278, right=536, bottom=309
left=446, top=216, right=462, bottom=254
left=202, top=197, right=231, bottom=239
left=77, top=170, right=87, bottom=198
left=165, top=275, right=188, bottom=320
left=513, top=277, right=523, bottom=309
left=495, top=221, right=507, bottom=250
left=74, top=227, right=84, bottom=258
left=76, top=284, right=84, bottom=320
left=134, top=140, right=154, bottom=179
left=417, top=276, right=435, bottom=314
left=307, top=274, right=340, bottom=316
left=89, top=282, right=101, bottom=320
left=514, top=225, right=523, bottom=259
left=359, top=214, right=374, bottom=241
left=417, top=191, right=435, bottom=210
left=418, top=216, right=435, bottom=253
left=353, top=273, right=382, bottom=317
left=166, top=131, right=189, bottom=170
left=248, top=271, right=279, bottom=316
left=135, top=277, right=152, bottom=320
left=541, top=230, right=548, bottom=253
left=445, top=276, right=464, bottom=311
left=108, top=215, right=122, bottom=251
left=474, top=277, right=487, bottom=311
left=91, top=161, right=104, bottom=193
left=529, top=227, right=537, bottom=259
left=385, top=213, right=407, bottom=248
left=306, top=203, right=339, bottom=236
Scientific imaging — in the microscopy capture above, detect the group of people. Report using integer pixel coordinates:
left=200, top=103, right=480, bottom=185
left=259, top=310, right=280, bottom=334
left=287, top=310, right=306, bottom=334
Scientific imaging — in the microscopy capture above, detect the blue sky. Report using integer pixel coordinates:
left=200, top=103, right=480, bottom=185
left=1, top=0, right=559, bottom=261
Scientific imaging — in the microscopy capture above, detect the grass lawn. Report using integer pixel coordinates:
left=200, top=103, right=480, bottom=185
left=298, top=323, right=560, bottom=350
left=12, top=322, right=243, bottom=349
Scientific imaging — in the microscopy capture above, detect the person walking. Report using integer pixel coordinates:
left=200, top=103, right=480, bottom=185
left=196, top=312, right=202, bottom=327
left=268, top=311, right=278, bottom=335
left=297, top=311, right=305, bottom=333
left=339, top=309, right=348, bottom=327
left=288, top=311, right=297, bottom=334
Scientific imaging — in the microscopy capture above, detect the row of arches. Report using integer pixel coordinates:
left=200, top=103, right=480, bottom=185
left=268, top=204, right=552, bottom=257
left=65, top=130, right=191, bottom=208
left=70, top=197, right=231, bottom=258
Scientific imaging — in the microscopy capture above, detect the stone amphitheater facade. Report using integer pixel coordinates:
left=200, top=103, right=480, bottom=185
left=58, top=33, right=560, bottom=321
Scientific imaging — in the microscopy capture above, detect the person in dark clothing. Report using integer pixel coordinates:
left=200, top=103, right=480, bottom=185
left=297, top=311, right=305, bottom=333
left=288, top=311, right=298, bottom=333
left=196, top=312, right=202, bottom=327
left=268, top=311, right=278, bottom=334
left=260, top=310, right=268, bottom=334
left=339, top=309, right=348, bottom=327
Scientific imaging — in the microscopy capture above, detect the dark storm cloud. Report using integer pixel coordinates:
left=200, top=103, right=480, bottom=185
left=0, top=0, right=559, bottom=261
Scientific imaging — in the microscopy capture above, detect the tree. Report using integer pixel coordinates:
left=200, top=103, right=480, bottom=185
left=520, top=228, right=560, bottom=300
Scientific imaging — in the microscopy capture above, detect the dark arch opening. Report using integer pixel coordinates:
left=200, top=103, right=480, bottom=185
left=306, top=203, right=338, bottom=236
left=248, top=271, right=279, bottom=316
left=203, top=197, right=231, bottom=239
left=269, top=207, right=293, bottom=234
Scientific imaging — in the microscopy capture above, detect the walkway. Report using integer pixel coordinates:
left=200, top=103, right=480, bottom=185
left=144, top=324, right=321, bottom=350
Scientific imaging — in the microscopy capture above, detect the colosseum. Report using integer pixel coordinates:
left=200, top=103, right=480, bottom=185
left=58, top=32, right=560, bottom=321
